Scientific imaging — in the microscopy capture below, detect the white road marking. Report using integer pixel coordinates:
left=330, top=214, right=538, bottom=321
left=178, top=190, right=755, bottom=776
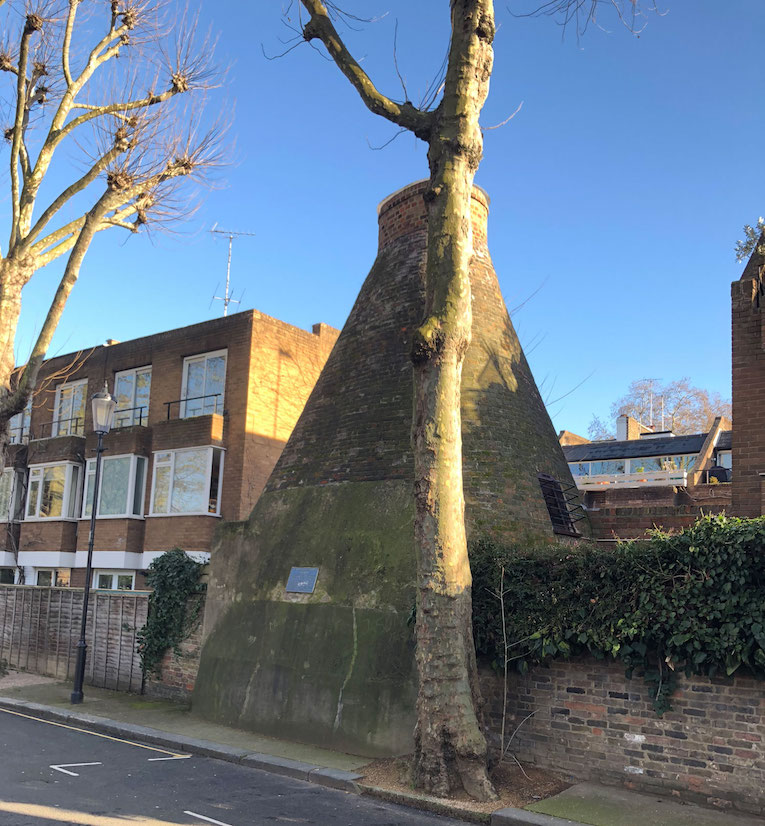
left=184, top=812, right=234, bottom=826
left=147, top=754, right=192, bottom=762
left=50, top=762, right=103, bottom=777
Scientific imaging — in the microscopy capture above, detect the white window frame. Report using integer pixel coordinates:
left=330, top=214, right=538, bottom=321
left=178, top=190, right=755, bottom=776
left=0, top=568, right=16, bottom=585
left=25, top=461, right=82, bottom=521
left=81, top=454, right=148, bottom=520
left=717, top=450, right=732, bottom=470
left=114, top=366, right=152, bottom=428
left=180, top=349, right=227, bottom=419
left=35, top=569, right=70, bottom=587
left=93, top=570, right=135, bottom=591
left=148, top=446, right=225, bottom=517
left=0, top=467, right=25, bottom=523
left=53, top=378, right=88, bottom=437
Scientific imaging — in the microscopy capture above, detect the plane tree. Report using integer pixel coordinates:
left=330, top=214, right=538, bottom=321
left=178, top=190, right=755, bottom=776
left=291, top=0, right=659, bottom=800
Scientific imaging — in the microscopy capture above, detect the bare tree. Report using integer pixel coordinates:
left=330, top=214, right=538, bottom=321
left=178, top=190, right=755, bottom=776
left=289, top=0, right=657, bottom=801
left=587, top=377, right=732, bottom=439
left=0, top=0, right=222, bottom=465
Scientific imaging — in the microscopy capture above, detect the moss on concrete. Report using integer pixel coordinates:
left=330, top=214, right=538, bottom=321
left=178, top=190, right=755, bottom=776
left=195, top=480, right=418, bottom=756
left=194, top=598, right=417, bottom=756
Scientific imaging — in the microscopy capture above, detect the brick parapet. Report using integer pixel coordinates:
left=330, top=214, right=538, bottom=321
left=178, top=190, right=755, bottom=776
left=377, top=180, right=490, bottom=252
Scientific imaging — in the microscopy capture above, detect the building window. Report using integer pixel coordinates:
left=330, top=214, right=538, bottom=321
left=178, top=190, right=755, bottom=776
left=568, top=463, right=590, bottom=477
left=94, top=571, right=135, bottom=591
left=26, top=462, right=81, bottom=520
left=537, top=474, right=582, bottom=537
left=181, top=350, right=226, bottom=418
left=36, top=569, right=71, bottom=587
left=9, top=399, right=31, bottom=444
left=590, top=460, right=626, bottom=475
left=717, top=450, right=732, bottom=470
left=0, top=468, right=25, bottom=522
left=83, top=455, right=147, bottom=518
left=114, top=367, right=152, bottom=428
left=628, top=455, right=697, bottom=474
left=54, top=379, right=87, bottom=436
left=150, top=447, right=224, bottom=516
left=0, top=568, right=15, bottom=585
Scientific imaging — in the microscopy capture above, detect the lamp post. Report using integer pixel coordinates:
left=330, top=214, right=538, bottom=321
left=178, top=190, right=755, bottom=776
left=71, top=382, right=116, bottom=705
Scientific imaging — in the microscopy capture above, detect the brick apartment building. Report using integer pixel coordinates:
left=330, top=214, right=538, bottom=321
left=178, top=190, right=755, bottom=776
left=0, top=311, right=338, bottom=588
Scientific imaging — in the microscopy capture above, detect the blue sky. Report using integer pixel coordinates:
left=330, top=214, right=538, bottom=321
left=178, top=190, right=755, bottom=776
left=11, top=1, right=764, bottom=437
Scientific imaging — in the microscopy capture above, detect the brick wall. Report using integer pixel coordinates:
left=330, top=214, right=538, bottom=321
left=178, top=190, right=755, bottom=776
left=585, top=485, right=730, bottom=543
left=732, top=261, right=765, bottom=517
left=144, top=620, right=203, bottom=701
left=481, top=659, right=765, bottom=815
left=19, top=520, right=77, bottom=554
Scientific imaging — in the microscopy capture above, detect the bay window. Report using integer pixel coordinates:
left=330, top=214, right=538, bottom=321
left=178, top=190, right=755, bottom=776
left=82, top=454, right=147, bottom=518
left=54, top=379, right=87, bottom=436
left=114, top=366, right=152, bottom=428
left=26, top=462, right=81, bottom=520
left=150, top=447, right=224, bottom=516
left=181, top=350, right=226, bottom=418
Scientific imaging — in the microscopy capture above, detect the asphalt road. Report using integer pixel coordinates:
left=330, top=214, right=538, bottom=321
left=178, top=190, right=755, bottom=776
left=0, top=708, right=463, bottom=826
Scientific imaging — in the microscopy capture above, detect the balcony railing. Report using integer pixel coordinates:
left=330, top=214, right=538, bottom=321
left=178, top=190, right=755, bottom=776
left=164, top=393, right=223, bottom=420
left=113, top=405, right=148, bottom=429
left=574, top=468, right=688, bottom=490
left=31, top=417, right=84, bottom=440
left=8, top=426, right=29, bottom=446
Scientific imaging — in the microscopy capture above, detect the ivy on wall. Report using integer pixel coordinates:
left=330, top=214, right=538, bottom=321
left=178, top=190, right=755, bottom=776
left=471, top=515, right=765, bottom=714
left=137, top=549, right=206, bottom=678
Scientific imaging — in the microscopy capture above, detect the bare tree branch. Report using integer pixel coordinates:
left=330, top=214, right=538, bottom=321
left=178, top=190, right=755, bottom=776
left=298, top=0, right=432, bottom=140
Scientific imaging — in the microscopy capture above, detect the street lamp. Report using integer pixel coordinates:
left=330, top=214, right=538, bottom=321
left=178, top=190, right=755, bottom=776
left=71, top=382, right=116, bottom=704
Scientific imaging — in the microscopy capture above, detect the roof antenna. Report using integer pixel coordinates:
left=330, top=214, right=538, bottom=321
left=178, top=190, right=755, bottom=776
left=209, top=224, right=255, bottom=316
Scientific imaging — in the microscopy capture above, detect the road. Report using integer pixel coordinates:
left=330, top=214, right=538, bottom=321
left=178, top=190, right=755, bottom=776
left=0, top=708, right=464, bottom=826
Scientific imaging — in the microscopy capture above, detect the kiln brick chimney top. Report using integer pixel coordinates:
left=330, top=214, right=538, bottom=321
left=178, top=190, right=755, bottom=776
left=376, top=179, right=490, bottom=252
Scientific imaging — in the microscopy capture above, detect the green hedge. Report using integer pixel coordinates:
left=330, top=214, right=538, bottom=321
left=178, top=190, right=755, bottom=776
left=471, top=514, right=765, bottom=714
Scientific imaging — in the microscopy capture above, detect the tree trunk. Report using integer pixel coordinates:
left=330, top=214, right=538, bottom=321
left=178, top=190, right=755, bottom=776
left=0, top=259, right=26, bottom=475
left=410, top=0, right=496, bottom=801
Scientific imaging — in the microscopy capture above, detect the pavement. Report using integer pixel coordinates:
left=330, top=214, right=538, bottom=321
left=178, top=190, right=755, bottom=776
left=0, top=671, right=762, bottom=826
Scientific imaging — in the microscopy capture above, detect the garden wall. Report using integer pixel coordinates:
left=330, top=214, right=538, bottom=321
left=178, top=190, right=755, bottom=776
left=481, top=658, right=765, bottom=816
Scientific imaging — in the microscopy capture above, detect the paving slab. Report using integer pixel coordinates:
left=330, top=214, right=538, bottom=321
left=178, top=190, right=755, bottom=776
left=527, top=782, right=765, bottom=826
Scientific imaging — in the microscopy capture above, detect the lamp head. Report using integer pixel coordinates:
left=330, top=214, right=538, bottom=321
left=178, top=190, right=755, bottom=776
left=91, top=381, right=116, bottom=435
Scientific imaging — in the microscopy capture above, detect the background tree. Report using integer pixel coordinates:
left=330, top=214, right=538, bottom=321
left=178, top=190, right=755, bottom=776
left=588, top=377, right=731, bottom=440
left=735, top=218, right=764, bottom=263
left=290, top=0, right=658, bottom=801
left=0, top=0, right=221, bottom=462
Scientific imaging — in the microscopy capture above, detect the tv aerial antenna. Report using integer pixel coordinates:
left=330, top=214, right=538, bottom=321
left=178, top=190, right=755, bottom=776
left=209, top=224, right=255, bottom=316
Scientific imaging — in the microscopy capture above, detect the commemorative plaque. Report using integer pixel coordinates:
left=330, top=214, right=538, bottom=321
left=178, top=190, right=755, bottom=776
left=285, top=567, right=319, bottom=594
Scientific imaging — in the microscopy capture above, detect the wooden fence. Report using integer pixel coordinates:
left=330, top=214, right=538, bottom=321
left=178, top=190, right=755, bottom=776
left=0, top=585, right=147, bottom=693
